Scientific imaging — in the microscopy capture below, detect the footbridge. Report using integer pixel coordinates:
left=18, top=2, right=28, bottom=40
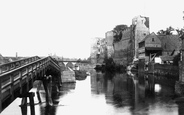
left=0, top=56, right=61, bottom=113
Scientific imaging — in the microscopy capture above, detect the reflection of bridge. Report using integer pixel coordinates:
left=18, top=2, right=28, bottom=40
left=0, top=56, right=61, bottom=113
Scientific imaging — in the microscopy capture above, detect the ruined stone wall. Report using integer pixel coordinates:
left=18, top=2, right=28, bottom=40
left=90, top=37, right=108, bottom=65
left=106, top=31, right=114, bottom=46
left=113, top=27, right=133, bottom=65
left=90, top=37, right=102, bottom=64
left=105, top=31, right=114, bottom=58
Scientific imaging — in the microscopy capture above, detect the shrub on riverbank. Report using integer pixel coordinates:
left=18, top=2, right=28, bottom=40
left=94, top=58, right=126, bottom=73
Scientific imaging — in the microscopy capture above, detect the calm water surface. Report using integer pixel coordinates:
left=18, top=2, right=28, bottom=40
left=1, top=69, right=183, bottom=115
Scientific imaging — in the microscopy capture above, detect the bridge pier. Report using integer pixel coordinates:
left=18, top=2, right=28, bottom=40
left=36, top=80, right=42, bottom=103
left=19, top=92, right=35, bottom=115
left=42, top=75, right=53, bottom=106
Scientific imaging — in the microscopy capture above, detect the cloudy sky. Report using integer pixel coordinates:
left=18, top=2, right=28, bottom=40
left=0, top=0, right=183, bottom=59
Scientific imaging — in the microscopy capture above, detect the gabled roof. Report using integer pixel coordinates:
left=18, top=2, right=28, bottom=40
left=140, top=32, right=158, bottom=43
left=157, top=35, right=181, bottom=51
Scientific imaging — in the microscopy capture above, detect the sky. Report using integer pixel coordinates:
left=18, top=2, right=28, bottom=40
left=0, top=0, right=184, bottom=59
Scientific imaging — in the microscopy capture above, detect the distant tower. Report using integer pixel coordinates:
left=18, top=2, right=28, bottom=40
left=90, top=37, right=101, bottom=64
left=105, top=31, right=114, bottom=58
left=132, top=15, right=150, bottom=59
left=16, top=52, right=18, bottom=58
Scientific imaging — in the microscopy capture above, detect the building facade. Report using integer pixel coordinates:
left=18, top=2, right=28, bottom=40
left=138, top=32, right=162, bottom=62
left=90, top=37, right=106, bottom=65
left=113, top=27, right=133, bottom=65
left=90, top=15, right=151, bottom=67
left=138, top=33, right=181, bottom=63
left=112, top=15, right=150, bottom=66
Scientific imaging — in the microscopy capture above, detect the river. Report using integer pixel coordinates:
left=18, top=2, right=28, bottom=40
left=1, top=69, right=183, bottom=115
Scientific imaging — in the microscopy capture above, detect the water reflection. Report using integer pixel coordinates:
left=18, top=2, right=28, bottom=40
left=90, top=70, right=178, bottom=115
left=1, top=70, right=183, bottom=115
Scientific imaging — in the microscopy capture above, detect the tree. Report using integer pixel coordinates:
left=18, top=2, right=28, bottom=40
left=157, top=26, right=175, bottom=35
left=176, top=28, right=184, bottom=39
left=112, top=24, right=128, bottom=42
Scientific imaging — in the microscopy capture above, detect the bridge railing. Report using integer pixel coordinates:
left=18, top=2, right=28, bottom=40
left=48, top=56, right=61, bottom=70
left=0, top=56, right=61, bottom=112
left=0, top=56, right=40, bottom=74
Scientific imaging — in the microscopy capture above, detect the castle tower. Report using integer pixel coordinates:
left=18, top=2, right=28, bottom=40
left=105, top=31, right=114, bottom=58
left=132, top=15, right=150, bottom=59
left=90, top=37, right=103, bottom=64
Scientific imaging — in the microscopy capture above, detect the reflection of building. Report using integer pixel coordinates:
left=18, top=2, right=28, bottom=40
left=90, top=71, right=104, bottom=94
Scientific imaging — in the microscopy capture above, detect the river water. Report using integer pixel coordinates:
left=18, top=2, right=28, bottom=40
left=1, top=69, right=184, bottom=115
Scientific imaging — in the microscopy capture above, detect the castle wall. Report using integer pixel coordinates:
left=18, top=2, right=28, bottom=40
left=113, top=27, right=133, bottom=65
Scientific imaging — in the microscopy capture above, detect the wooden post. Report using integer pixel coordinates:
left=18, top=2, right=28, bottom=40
left=20, top=92, right=35, bottom=115
left=42, top=75, right=53, bottom=106
left=19, top=71, right=23, bottom=95
left=29, top=92, right=35, bottom=115
left=20, top=97, right=27, bottom=115
left=36, top=91, right=41, bottom=103
left=25, top=68, right=30, bottom=92
left=10, top=74, right=14, bottom=101
left=36, top=80, right=42, bottom=103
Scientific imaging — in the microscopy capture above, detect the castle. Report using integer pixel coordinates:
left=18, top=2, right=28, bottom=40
left=90, top=15, right=181, bottom=67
